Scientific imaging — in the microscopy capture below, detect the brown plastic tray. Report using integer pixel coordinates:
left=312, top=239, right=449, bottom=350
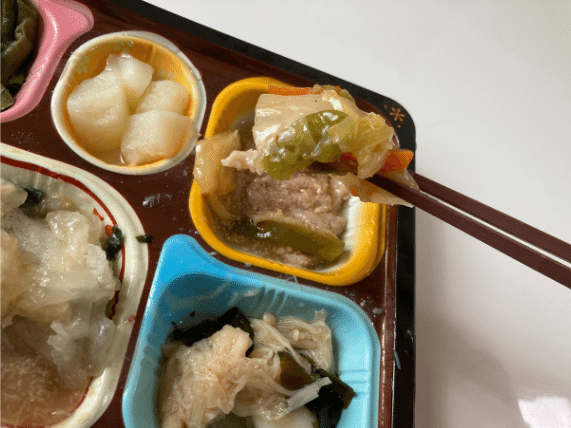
left=0, top=0, right=415, bottom=426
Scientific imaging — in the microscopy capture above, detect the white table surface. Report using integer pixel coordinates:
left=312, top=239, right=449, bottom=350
left=142, top=1, right=571, bottom=426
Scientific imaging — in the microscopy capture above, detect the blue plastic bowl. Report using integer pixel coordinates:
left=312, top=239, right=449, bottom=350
left=122, top=235, right=380, bottom=427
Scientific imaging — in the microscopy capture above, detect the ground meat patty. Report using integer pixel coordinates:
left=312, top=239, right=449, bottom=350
left=237, top=170, right=350, bottom=237
left=213, top=169, right=351, bottom=269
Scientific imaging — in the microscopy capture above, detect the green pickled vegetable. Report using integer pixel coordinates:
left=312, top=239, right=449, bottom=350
left=171, top=307, right=255, bottom=355
left=234, top=218, right=345, bottom=262
left=16, top=185, right=46, bottom=217
left=136, top=234, right=154, bottom=243
left=306, top=366, right=356, bottom=428
left=1, top=0, right=38, bottom=111
left=103, top=226, right=124, bottom=260
left=17, top=185, right=43, bottom=210
left=261, top=110, right=354, bottom=180
left=1, top=0, right=16, bottom=43
left=1, top=84, right=14, bottom=109
left=279, top=351, right=317, bottom=391
left=310, top=367, right=355, bottom=410
left=277, top=351, right=356, bottom=428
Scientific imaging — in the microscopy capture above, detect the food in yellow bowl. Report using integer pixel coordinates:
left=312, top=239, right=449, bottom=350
left=193, top=82, right=417, bottom=271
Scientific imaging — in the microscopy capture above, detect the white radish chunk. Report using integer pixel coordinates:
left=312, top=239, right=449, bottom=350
left=251, top=406, right=318, bottom=428
left=105, top=54, right=154, bottom=111
left=66, top=68, right=129, bottom=153
left=120, top=110, right=195, bottom=165
left=136, top=80, right=191, bottom=115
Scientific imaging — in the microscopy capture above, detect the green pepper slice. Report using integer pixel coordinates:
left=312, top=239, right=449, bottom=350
left=278, top=351, right=317, bottom=391
left=234, top=218, right=345, bottom=262
left=261, top=110, right=351, bottom=180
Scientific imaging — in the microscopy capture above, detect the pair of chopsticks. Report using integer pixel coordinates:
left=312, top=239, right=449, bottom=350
left=370, top=172, right=571, bottom=289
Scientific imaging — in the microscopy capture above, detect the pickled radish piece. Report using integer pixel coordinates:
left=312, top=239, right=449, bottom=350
left=135, top=80, right=190, bottom=115
left=105, top=54, right=154, bottom=111
left=65, top=53, right=195, bottom=164
left=66, top=69, right=129, bottom=153
left=120, top=110, right=194, bottom=165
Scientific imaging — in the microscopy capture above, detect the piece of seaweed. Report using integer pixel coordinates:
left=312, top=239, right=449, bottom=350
left=171, top=307, right=255, bottom=355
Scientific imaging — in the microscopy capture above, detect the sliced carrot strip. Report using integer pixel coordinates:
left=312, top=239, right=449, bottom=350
left=348, top=185, right=360, bottom=197
left=340, top=152, right=357, bottom=163
left=379, top=149, right=414, bottom=173
left=267, top=85, right=313, bottom=96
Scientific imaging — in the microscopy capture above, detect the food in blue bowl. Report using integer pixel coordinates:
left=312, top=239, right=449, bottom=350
left=122, top=235, right=381, bottom=428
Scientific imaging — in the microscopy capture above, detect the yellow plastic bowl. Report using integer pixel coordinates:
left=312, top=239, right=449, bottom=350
left=189, top=77, right=386, bottom=286
left=51, top=31, right=206, bottom=175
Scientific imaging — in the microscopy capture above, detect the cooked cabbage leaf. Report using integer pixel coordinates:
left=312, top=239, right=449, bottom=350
left=253, top=88, right=397, bottom=180
left=194, top=130, right=241, bottom=196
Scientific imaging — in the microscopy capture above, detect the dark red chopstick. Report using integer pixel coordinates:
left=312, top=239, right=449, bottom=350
left=370, top=173, right=571, bottom=289
left=410, top=172, right=571, bottom=264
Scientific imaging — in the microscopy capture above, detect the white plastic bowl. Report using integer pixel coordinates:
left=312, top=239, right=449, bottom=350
left=1, top=143, right=148, bottom=428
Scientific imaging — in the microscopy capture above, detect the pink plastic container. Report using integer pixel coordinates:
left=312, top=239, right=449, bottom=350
left=0, top=0, right=94, bottom=123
